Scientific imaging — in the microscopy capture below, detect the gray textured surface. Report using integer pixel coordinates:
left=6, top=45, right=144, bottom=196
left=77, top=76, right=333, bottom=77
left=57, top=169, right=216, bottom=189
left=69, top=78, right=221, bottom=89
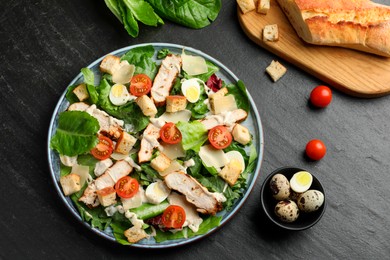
left=1, top=0, right=390, bottom=259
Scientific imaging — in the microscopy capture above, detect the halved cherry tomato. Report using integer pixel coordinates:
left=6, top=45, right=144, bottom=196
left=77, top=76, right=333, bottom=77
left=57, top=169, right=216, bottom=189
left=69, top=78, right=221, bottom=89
left=129, top=74, right=152, bottom=97
left=91, top=135, right=114, bottom=160
left=208, top=125, right=232, bottom=150
left=306, top=139, right=326, bottom=160
left=160, top=122, right=182, bottom=144
left=161, top=205, right=186, bottom=229
left=310, top=85, right=332, bottom=108
left=115, top=176, right=139, bottom=199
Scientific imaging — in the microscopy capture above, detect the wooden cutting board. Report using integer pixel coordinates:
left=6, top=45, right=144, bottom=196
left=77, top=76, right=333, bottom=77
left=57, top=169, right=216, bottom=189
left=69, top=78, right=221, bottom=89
left=238, top=1, right=390, bottom=98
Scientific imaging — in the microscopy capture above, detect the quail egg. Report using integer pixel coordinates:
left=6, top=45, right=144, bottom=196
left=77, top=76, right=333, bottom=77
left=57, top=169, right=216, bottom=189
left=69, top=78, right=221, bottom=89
left=290, top=171, right=313, bottom=193
left=274, top=200, right=299, bottom=223
left=270, top=173, right=290, bottom=200
left=297, top=190, right=324, bottom=213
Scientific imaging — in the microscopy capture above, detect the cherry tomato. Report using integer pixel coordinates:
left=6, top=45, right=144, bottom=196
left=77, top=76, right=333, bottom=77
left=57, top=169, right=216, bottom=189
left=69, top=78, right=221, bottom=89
left=306, top=139, right=326, bottom=160
left=162, top=205, right=186, bottom=229
left=91, top=135, right=114, bottom=160
left=115, top=176, right=139, bottom=199
left=310, top=85, right=332, bottom=108
left=160, top=123, right=182, bottom=144
left=208, top=125, right=232, bottom=150
left=129, top=74, right=152, bottom=97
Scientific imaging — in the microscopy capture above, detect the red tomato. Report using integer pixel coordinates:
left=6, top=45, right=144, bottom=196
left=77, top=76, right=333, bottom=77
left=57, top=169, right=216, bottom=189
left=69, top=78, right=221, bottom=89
left=129, top=74, right=152, bottom=97
left=160, top=123, right=182, bottom=144
left=115, top=176, right=139, bottom=199
left=91, top=135, right=113, bottom=160
left=310, top=85, right=332, bottom=108
left=208, top=126, right=232, bottom=150
left=162, top=205, right=186, bottom=229
left=306, top=139, right=326, bottom=160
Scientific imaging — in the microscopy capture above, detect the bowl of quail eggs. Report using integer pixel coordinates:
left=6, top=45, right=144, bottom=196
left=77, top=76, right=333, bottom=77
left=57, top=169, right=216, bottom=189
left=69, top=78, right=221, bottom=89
left=260, top=166, right=326, bottom=230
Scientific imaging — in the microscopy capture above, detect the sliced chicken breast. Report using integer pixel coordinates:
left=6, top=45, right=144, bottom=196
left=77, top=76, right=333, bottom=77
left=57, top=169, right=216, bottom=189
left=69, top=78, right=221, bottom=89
left=79, top=160, right=133, bottom=206
left=138, top=123, right=161, bottom=163
left=164, top=171, right=226, bottom=215
left=151, top=54, right=182, bottom=106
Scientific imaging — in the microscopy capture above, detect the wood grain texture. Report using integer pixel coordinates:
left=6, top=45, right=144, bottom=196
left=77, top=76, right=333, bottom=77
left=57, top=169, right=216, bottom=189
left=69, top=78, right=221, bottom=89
left=238, top=0, right=390, bottom=98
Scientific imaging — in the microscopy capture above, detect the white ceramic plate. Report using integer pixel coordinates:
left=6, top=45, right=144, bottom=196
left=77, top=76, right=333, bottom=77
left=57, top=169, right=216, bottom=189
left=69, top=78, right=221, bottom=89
left=47, top=43, right=264, bottom=248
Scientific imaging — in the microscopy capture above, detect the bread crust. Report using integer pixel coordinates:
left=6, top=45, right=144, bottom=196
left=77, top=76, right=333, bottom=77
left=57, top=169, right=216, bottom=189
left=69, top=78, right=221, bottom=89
left=277, top=0, right=390, bottom=57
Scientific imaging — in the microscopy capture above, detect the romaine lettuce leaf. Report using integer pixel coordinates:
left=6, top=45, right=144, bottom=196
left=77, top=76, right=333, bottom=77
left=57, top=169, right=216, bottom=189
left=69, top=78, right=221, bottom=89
left=225, top=80, right=250, bottom=112
left=146, top=0, right=222, bottom=29
left=50, top=111, right=99, bottom=156
left=121, top=45, right=158, bottom=79
left=154, top=215, right=222, bottom=243
left=97, top=78, right=149, bottom=132
left=176, top=121, right=208, bottom=152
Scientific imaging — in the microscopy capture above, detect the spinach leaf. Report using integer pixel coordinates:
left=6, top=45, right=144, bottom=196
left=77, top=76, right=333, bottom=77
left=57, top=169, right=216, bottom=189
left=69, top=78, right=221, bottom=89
left=50, top=111, right=99, bottom=156
left=121, top=45, right=158, bottom=79
left=146, top=0, right=222, bottom=29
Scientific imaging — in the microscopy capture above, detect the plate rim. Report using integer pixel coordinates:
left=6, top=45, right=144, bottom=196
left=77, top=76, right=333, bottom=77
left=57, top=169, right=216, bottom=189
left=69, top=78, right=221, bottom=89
left=47, top=42, right=264, bottom=248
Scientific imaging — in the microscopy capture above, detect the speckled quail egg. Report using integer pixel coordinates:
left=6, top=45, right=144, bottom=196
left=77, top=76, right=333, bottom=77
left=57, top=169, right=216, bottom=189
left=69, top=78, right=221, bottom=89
left=297, top=190, right=324, bottom=213
left=270, top=173, right=291, bottom=200
left=274, top=200, right=299, bottom=223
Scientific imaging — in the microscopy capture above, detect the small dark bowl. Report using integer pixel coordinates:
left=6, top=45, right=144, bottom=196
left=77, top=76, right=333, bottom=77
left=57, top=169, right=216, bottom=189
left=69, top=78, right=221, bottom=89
left=260, top=166, right=326, bottom=231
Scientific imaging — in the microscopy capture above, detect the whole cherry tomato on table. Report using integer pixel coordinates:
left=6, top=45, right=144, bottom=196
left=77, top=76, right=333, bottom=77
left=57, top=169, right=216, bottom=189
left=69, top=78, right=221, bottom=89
left=310, top=85, right=332, bottom=108
left=306, top=139, right=327, bottom=160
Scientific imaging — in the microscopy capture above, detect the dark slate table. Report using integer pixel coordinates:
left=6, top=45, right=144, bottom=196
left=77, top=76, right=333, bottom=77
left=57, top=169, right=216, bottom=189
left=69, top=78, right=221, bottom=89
left=1, top=0, right=389, bottom=259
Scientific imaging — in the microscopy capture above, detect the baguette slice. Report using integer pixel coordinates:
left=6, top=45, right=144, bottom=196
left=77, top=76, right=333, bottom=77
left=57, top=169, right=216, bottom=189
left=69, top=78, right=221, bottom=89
left=276, top=0, right=390, bottom=57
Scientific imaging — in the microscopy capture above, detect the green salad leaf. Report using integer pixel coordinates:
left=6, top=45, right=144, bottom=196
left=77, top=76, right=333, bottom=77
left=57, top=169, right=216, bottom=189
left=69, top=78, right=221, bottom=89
left=70, top=185, right=112, bottom=230
left=226, top=80, right=250, bottom=112
left=121, top=45, right=158, bottom=79
left=154, top=215, right=222, bottom=243
left=50, top=111, right=99, bottom=156
left=176, top=121, right=208, bottom=152
left=97, top=78, right=149, bottom=132
left=146, top=0, right=222, bottom=29
left=104, top=0, right=163, bottom=38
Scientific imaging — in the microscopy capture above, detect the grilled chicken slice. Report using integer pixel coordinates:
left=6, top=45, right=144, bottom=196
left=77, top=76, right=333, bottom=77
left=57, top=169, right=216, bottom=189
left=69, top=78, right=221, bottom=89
left=164, top=171, right=226, bottom=215
left=79, top=160, right=133, bottom=206
left=151, top=54, right=182, bottom=106
left=85, top=104, right=124, bottom=139
left=138, top=123, right=161, bottom=163
left=201, top=109, right=248, bottom=130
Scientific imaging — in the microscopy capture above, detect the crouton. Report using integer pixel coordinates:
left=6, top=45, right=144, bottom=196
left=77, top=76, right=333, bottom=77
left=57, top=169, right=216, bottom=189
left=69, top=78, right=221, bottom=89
left=266, top=60, right=287, bottom=82
left=99, top=55, right=120, bottom=75
left=124, top=226, right=148, bottom=243
left=263, top=24, right=279, bottom=42
left=135, top=95, right=158, bottom=117
left=166, top=95, right=187, bottom=113
left=219, top=159, right=242, bottom=186
left=150, top=153, right=172, bottom=173
left=232, top=124, right=251, bottom=145
left=96, top=187, right=116, bottom=207
left=257, top=0, right=270, bottom=14
left=72, top=83, right=89, bottom=102
left=60, top=173, right=81, bottom=196
left=115, top=131, right=137, bottom=154
left=237, top=0, right=256, bottom=14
